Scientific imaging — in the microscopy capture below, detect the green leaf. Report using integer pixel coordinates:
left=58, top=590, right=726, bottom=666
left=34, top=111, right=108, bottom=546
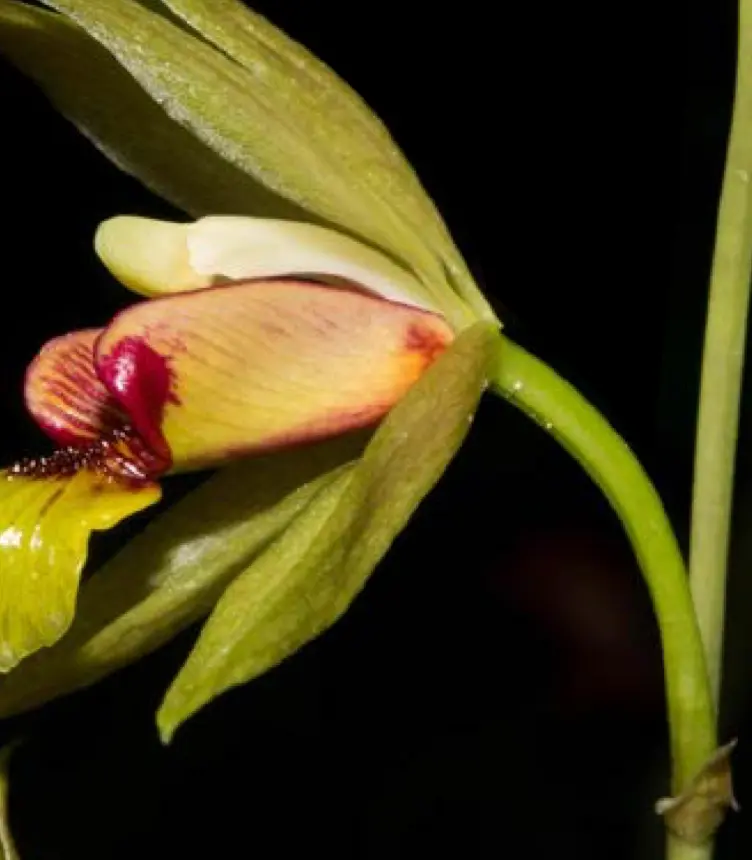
left=0, top=436, right=363, bottom=718
left=162, top=0, right=432, bottom=192
left=159, top=0, right=497, bottom=322
left=35, top=0, right=473, bottom=325
left=0, top=745, right=19, bottom=860
left=0, top=1, right=306, bottom=220
left=157, top=321, right=498, bottom=741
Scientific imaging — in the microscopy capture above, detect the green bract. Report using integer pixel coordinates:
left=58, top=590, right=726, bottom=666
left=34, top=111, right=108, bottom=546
left=158, top=322, right=496, bottom=740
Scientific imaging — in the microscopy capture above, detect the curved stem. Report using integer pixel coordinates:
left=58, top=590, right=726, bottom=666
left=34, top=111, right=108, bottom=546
left=689, top=0, right=752, bottom=709
left=491, top=334, right=716, bottom=795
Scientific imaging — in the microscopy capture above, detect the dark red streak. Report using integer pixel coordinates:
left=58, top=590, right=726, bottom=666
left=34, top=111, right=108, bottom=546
left=95, top=335, right=177, bottom=463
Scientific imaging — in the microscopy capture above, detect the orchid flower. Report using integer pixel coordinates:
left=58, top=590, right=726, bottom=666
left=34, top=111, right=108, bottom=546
left=0, top=0, right=498, bottom=736
left=0, top=1, right=736, bottom=846
left=0, top=215, right=455, bottom=672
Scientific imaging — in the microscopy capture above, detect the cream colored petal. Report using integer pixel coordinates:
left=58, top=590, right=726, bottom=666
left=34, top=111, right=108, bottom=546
left=95, top=214, right=437, bottom=311
left=186, top=215, right=435, bottom=310
left=94, top=216, right=210, bottom=296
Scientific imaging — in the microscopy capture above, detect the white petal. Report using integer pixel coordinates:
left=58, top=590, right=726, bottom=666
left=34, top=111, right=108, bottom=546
left=187, top=216, right=435, bottom=310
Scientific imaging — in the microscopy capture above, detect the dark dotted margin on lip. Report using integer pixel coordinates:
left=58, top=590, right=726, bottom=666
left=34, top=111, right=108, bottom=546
left=7, top=426, right=166, bottom=487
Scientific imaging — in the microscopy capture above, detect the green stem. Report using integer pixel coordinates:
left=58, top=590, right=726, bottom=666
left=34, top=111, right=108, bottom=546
left=491, top=335, right=716, bottom=795
left=666, top=839, right=712, bottom=860
left=689, top=0, right=752, bottom=710
left=0, top=744, right=19, bottom=860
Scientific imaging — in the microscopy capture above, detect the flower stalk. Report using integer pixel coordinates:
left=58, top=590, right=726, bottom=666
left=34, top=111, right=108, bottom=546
left=492, top=336, right=717, bottom=800
left=689, top=0, right=752, bottom=710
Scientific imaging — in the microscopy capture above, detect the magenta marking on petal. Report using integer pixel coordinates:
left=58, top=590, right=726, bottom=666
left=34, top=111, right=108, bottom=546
left=95, top=335, right=177, bottom=463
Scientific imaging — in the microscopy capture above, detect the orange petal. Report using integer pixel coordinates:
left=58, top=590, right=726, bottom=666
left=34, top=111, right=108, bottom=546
left=25, top=329, right=128, bottom=445
left=95, top=279, right=454, bottom=473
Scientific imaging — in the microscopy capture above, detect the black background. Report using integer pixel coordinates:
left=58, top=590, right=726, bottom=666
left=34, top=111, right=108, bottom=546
left=0, top=0, right=749, bottom=857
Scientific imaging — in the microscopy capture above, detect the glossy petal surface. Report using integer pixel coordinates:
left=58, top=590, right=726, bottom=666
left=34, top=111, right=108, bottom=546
left=0, top=467, right=160, bottom=671
left=95, top=279, right=454, bottom=472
